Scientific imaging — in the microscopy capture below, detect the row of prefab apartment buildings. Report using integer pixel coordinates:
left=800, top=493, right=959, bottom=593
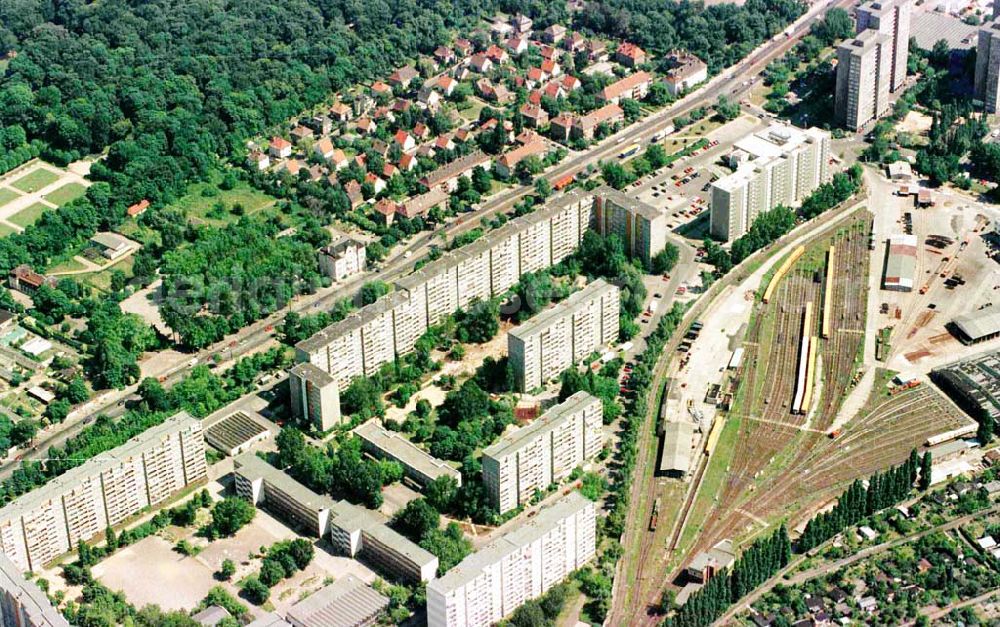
left=0, top=405, right=600, bottom=627
left=291, top=185, right=661, bottom=428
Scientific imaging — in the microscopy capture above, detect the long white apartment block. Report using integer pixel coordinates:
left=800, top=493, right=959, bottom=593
left=295, top=189, right=597, bottom=386
left=0, top=553, right=68, bottom=626
left=482, top=392, right=603, bottom=513
left=426, top=492, right=596, bottom=627
left=0, top=413, right=207, bottom=572
left=508, top=279, right=620, bottom=392
left=709, top=123, right=831, bottom=241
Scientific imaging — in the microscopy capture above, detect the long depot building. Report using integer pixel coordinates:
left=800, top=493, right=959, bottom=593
left=481, top=392, right=603, bottom=513
left=507, top=279, right=620, bottom=392
left=0, top=412, right=207, bottom=573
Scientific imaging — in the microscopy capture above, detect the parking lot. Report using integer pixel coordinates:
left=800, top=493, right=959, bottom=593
left=630, top=114, right=771, bottom=237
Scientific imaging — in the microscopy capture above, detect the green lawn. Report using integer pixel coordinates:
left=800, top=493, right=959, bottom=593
left=0, top=188, right=21, bottom=208
left=10, top=169, right=60, bottom=194
left=0, top=223, right=16, bottom=238
left=43, top=182, right=87, bottom=206
left=9, top=202, right=50, bottom=229
left=170, top=175, right=279, bottom=226
left=48, top=257, right=88, bottom=274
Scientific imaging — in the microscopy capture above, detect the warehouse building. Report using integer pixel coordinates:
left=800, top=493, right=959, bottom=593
left=950, top=307, right=1000, bottom=345
left=508, top=280, right=620, bottom=391
left=882, top=233, right=917, bottom=292
left=289, top=363, right=341, bottom=432
left=353, top=420, right=462, bottom=488
left=426, top=493, right=596, bottom=627
left=0, top=413, right=207, bottom=572
left=481, top=392, right=603, bottom=513
left=0, top=553, right=68, bottom=626
left=286, top=575, right=388, bottom=627
left=659, top=421, right=696, bottom=478
left=233, top=453, right=438, bottom=583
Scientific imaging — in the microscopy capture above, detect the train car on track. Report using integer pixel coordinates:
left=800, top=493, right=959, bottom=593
left=925, top=423, right=977, bottom=447
left=650, top=497, right=661, bottom=531
left=792, top=302, right=814, bottom=414
left=821, top=245, right=835, bottom=339
left=762, top=245, right=805, bottom=304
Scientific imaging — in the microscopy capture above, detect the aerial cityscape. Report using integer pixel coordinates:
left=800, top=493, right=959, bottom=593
left=3, top=0, right=1000, bottom=625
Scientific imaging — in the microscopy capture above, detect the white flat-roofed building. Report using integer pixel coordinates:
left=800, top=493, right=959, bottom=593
left=710, top=124, right=831, bottom=241
left=426, top=493, right=596, bottom=627
left=882, top=233, right=917, bottom=292
left=353, top=420, right=462, bottom=488
left=835, top=30, right=892, bottom=131
left=0, top=413, right=206, bottom=572
left=289, top=363, right=341, bottom=432
left=509, top=280, right=620, bottom=391
left=482, top=392, right=603, bottom=513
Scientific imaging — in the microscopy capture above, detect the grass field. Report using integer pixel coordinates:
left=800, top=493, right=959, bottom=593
left=76, top=256, right=135, bottom=293
left=0, top=188, right=20, bottom=208
left=0, top=224, right=16, bottom=237
left=10, top=169, right=60, bottom=194
left=48, top=257, right=88, bottom=274
left=9, top=202, right=50, bottom=229
left=169, top=175, right=278, bottom=226
left=678, top=416, right=741, bottom=552
left=43, top=182, right=87, bottom=206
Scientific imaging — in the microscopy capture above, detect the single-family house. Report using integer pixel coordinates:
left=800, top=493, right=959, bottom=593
left=343, top=180, right=364, bottom=208
left=398, top=153, right=418, bottom=172
left=329, top=103, right=352, bottom=122
left=519, top=103, right=549, bottom=128
left=485, top=44, right=509, bottom=64
left=248, top=151, right=270, bottom=171
left=561, top=75, right=582, bottom=92
left=371, top=80, right=393, bottom=96
left=314, top=137, right=336, bottom=161
left=304, top=114, right=333, bottom=135
left=616, top=42, right=647, bottom=67
left=586, top=39, right=608, bottom=62
left=9, top=265, right=54, bottom=294
left=434, top=46, right=456, bottom=65
left=364, top=173, right=386, bottom=194
left=290, top=125, right=314, bottom=144
left=393, top=130, right=416, bottom=152
left=412, top=123, right=430, bottom=140
left=127, top=199, right=150, bottom=217
left=278, top=158, right=303, bottom=177
left=435, top=75, right=457, bottom=97
left=269, top=136, right=292, bottom=159
left=454, top=38, right=474, bottom=56
left=389, top=66, right=420, bottom=91
left=510, top=13, right=533, bottom=34
left=506, top=36, right=528, bottom=55
left=375, top=198, right=398, bottom=225
left=354, top=117, right=376, bottom=134
left=417, top=86, right=441, bottom=109
left=329, top=149, right=349, bottom=171
left=543, top=24, right=567, bottom=44
left=434, top=135, right=456, bottom=151
left=564, top=32, right=586, bottom=52
left=540, top=58, right=561, bottom=77
left=470, top=54, right=493, bottom=74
